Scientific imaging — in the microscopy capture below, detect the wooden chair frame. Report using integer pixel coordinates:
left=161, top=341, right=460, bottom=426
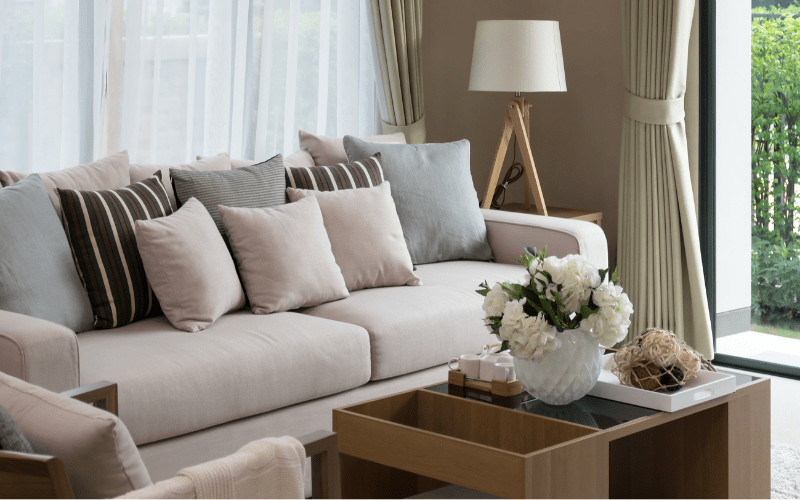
left=0, top=381, right=341, bottom=499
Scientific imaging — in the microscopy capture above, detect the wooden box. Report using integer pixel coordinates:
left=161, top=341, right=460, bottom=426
left=447, top=370, right=524, bottom=397
left=333, top=389, right=605, bottom=498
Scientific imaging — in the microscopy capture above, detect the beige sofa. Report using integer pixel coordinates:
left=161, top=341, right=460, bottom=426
left=0, top=204, right=607, bottom=484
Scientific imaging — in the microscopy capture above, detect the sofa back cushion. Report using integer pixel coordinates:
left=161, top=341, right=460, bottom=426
left=299, top=130, right=405, bottom=166
left=0, top=152, right=131, bottom=218
left=130, top=153, right=231, bottom=210
left=0, top=372, right=151, bottom=498
left=58, top=175, right=173, bottom=329
left=343, top=136, right=492, bottom=265
left=0, top=175, right=95, bottom=333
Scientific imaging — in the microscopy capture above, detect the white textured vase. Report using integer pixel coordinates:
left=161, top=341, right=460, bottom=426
left=513, top=329, right=602, bottom=405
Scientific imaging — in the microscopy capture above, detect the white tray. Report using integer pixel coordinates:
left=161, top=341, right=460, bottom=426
left=587, top=354, right=736, bottom=412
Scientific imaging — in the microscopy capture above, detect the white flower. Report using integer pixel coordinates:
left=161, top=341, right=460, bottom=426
left=482, top=284, right=509, bottom=318
left=581, top=282, right=634, bottom=346
left=497, top=298, right=528, bottom=341
left=509, top=312, right=560, bottom=359
left=546, top=254, right=601, bottom=313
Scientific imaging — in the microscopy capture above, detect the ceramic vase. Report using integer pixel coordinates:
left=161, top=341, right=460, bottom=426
left=513, top=328, right=602, bottom=405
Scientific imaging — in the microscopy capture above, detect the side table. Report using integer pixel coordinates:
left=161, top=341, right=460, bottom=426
left=500, top=203, right=603, bottom=227
left=334, top=371, right=769, bottom=498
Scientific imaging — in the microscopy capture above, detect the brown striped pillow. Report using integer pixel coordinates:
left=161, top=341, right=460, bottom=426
left=285, top=154, right=383, bottom=191
left=58, top=174, right=173, bottom=329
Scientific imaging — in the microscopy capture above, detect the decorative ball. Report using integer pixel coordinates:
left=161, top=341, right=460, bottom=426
left=660, top=366, right=685, bottom=392
left=631, top=362, right=662, bottom=391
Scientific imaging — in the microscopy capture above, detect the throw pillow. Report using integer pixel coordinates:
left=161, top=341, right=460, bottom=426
left=58, top=174, right=173, bottom=329
left=196, top=150, right=315, bottom=172
left=299, top=130, right=406, bottom=166
left=170, top=155, right=285, bottom=237
left=285, top=154, right=384, bottom=191
left=0, top=372, right=151, bottom=498
left=0, top=151, right=131, bottom=216
left=135, top=198, right=246, bottom=332
left=343, top=136, right=493, bottom=265
left=0, top=405, right=33, bottom=453
left=287, top=183, right=420, bottom=291
left=219, top=197, right=349, bottom=314
left=130, top=153, right=231, bottom=210
left=0, top=175, right=94, bottom=333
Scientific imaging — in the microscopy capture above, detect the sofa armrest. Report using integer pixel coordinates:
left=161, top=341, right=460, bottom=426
left=482, top=209, right=609, bottom=269
left=0, top=310, right=80, bottom=393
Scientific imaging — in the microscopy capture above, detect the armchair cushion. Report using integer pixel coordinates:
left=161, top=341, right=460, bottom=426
left=0, top=372, right=151, bottom=498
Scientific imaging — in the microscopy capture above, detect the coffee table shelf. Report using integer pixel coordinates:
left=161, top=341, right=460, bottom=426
left=333, top=372, right=770, bottom=498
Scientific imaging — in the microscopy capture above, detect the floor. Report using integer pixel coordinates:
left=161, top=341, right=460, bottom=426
left=718, top=330, right=800, bottom=368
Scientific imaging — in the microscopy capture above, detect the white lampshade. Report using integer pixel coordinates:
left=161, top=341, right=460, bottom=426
left=469, top=20, right=567, bottom=93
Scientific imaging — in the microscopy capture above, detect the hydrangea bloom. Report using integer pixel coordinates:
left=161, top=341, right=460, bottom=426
left=478, top=250, right=633, bottom=359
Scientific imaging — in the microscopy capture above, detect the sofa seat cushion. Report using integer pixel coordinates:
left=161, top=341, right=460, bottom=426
left=414, top=261, right=523, bottom=293
left=77, top=311, right=371, bottom=445
left=302, top=261, right=522, bottom=381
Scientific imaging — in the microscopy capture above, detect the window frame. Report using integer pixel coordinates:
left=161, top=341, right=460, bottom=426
left=705, top=0, right=800, bottom=380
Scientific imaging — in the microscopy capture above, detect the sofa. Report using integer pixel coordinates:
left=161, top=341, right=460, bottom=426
left=0, top=148, right=607, bottom=485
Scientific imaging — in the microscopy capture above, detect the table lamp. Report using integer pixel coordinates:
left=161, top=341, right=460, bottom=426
left=469, top=20, right=567, bottom=215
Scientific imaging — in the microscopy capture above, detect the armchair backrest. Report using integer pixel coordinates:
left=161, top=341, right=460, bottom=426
left=0, top=373, right=341, bottom=499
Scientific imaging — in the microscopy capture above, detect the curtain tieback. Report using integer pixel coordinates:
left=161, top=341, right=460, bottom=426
left=624, top=91, right=685, bottom=125
left=381, top=115, right=427, bottom=144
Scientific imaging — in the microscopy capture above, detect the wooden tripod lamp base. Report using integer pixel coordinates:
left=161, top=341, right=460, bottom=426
left=480, top=96, right=548, bottom=216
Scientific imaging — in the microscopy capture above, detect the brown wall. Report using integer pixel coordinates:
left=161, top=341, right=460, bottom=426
left=423, top=0, right=624, bottom=267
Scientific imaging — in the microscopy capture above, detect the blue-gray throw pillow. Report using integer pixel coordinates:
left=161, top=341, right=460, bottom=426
left=343, top=136, right=492, bottom=265
left=0, top=175, right=94, bottom=332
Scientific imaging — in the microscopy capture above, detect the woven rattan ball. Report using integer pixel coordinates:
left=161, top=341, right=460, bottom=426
left=631, top=362, right=662, bottom=391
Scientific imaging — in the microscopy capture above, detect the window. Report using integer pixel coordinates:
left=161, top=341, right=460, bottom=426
left=709, top=0, right=800, bottom=378
left=0, top=0, right=379, bottom=172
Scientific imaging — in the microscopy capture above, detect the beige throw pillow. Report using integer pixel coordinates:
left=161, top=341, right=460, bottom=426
left=0, top=372, right=152, bottom=499
left=196, top=150, right=315, bottom=170
left=0, top=151, right=131, bottom=215
left=135, top=198, right=245, bottom=332
left=287, top=183, right=420, bottom=291
left=130, top=153, right=232, bottom=209
left=219, top=197, right=349, bottom=314
left=298, top=130, right=406, bottom=166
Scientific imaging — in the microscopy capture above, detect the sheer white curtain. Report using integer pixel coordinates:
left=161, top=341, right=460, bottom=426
left=0, top=0, right=380, bottom=172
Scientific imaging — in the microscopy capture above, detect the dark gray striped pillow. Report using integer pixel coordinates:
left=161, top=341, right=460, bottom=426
left=58, top=175, right=173, bottom=329
left=285, top=154, right=383, bottom=191
left=171, top=154, right=285, bottom=236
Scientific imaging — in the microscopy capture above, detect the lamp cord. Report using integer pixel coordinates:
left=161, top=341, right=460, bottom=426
left=486, top=135, right=524, bottom=209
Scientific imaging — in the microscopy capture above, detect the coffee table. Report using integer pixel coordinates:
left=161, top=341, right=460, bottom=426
left=333, top=371, right=770, bottom=498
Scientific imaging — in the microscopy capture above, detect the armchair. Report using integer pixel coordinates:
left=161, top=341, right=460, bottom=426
left=0, top=380, right=340, bottom=499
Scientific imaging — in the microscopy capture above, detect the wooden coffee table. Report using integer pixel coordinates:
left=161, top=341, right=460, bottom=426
left=333, top=371, right=769, bottom=498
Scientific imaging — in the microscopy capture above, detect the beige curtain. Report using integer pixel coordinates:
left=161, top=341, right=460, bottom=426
left=618, top=0, right=713, bottom=358
left=367, top=0, right=426, bottom=144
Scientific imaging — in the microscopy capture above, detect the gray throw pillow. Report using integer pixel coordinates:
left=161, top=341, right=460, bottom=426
left=0, top=405, right=33, bottom=453
left=170, top=154, right=285, bottom=238
left=343, top=136, right=492, bottom=265
left=0, top=175, right=94, bottom=333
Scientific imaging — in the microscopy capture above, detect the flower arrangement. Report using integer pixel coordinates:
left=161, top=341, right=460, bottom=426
left=477, top=248, right=634, bottom=359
